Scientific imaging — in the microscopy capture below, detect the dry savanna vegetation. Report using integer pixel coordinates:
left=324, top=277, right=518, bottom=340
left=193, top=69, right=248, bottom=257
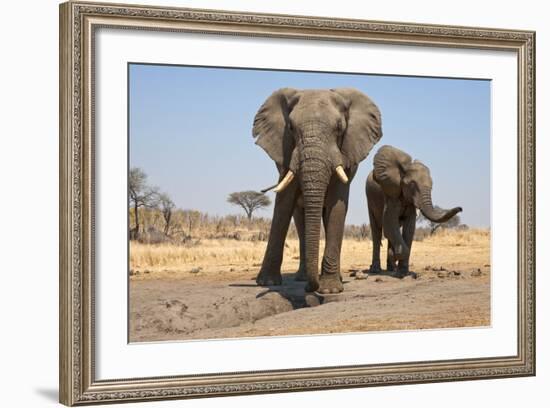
left=130, top=229, right=491, bottom=342
left=128, top=168, right=490, bottom=341
left=130, top=228, right=490, bottom=281
left=129, top=227, right=490, bottom=342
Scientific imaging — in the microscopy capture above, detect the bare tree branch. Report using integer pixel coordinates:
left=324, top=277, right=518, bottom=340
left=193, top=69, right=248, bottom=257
left=128, top=167, right=159, bottom=239
left=157, top=192, right=176, bottom=236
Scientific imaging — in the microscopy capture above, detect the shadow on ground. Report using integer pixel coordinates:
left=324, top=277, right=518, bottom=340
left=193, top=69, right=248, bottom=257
left=349, top=267, right=418, bottom=280
left=229, top=273, right=307, bottom=307
left=229, top=273, right=357, bottom=308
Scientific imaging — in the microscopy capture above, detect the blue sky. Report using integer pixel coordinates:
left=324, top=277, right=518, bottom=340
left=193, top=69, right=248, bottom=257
left=129, top=64, right=490, bottom=227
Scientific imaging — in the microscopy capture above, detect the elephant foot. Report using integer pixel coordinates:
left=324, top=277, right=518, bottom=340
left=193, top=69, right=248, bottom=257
left=304, top=281, right=319, bottom=293
left=394, top=265, right=409, bottom=279
left=369, top=263, right=382, bottom=274
left=294, top=266, right=307, bottom=282
left=318, top=274, right=344, bottom=294
left=256, top=268, right=282, bottom=286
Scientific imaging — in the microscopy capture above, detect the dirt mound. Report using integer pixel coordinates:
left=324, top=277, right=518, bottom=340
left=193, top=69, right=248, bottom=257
left=130, top=267, right=490, bottom=342
left=130, top=279, right=297, bottom=340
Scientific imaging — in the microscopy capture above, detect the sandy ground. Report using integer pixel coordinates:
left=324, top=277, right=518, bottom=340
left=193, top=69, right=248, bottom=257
left=129, top=231, right=490, bottom=342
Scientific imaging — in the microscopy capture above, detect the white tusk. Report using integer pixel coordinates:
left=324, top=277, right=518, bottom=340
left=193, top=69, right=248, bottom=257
left=335, top=166, right=349, bottom=184
left=273, top=171, right=295, bottom=193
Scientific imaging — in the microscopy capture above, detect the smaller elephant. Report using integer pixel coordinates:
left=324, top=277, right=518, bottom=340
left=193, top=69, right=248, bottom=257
left=366, top=145, right=462, bottom=277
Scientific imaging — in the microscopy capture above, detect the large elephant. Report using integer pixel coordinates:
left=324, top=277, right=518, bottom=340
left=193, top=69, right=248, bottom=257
left=366, top=145, right=462, bottom=277
left=253, top=88, right=382, bottom=294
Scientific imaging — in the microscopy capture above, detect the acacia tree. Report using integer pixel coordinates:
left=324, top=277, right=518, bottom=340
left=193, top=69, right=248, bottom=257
left=227, top=191, right=271, bottom=220
left=157, top=192, right=176, bottom=236
left=417, top=205, right=461, bottom=235
left=128, top=167, right=158, bottom=239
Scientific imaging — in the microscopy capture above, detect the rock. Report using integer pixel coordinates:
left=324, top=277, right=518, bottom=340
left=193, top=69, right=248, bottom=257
left=349, top=269, right=358, bottom=277
left=190, top=267, right=202, bottom=274
left=375, top=277, right=383, bottom=283
left=471, top=268, right=482, bottom=277
left=424, top=265, right=447, bottom=272
left=354, top=271, right=368, bottom=280
left=229, top=268, right=235, bottom=272
left=305, top=293, right=322, bottom=307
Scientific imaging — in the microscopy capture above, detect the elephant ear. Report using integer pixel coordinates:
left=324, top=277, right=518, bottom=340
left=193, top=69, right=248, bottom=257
left=372, top=145, right=412, bottom=199
left=332, top=88, right=383, bottom=167
left=252, top=88, right=300, bottom=168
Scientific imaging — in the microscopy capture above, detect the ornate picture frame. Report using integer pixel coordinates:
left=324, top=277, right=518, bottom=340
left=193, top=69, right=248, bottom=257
left=59, top=1, right=535, bottom=405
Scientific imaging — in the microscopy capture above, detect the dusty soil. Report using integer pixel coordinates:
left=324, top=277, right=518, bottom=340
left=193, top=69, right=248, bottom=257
left=129, top=236, right=490, bottom=342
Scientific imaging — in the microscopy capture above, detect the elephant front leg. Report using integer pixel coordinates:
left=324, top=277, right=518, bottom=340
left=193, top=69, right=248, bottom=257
left=318, top=181, right=349, bottom=294
left=292, top=205, right=307, bottom=281
left=368, top=208, right=383, bottom=275
left=256, top=182, right=299, bottom=286
left=386, top=243, right=396, bottom=272
left=382, top=197, right=409, bottom=261
left=396, top=207, right=416, bottom=277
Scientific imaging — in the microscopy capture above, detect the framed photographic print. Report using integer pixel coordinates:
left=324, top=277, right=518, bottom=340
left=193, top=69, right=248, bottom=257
left=59, top=1, right=536, bottom=405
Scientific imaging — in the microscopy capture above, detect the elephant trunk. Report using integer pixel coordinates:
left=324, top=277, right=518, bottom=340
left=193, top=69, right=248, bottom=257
left=299, top=129, right=333, bottom=292
left=302, top=183, right=326, bottom=292
left=418, top=187, right=462, bottom=223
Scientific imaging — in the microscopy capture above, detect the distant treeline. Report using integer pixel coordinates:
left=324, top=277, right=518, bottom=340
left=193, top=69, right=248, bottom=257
left=129, top=207, right=467, bottom=245
left=128, top=167, right=467, bottom=245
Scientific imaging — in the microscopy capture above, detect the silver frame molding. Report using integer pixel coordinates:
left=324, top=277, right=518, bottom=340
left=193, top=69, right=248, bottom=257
left=59, top=1, right=535, bottom=405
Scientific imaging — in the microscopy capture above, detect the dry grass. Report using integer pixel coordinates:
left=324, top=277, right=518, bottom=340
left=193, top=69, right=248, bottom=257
left=130, top=238, right=299, bottom=278
left=130, top=239, right=278, bottom=270
left=422, top=227, right=490, bottom=245
left=407, top=228, right=490, bottom=272
left=130, top=228, right=490, bottom=281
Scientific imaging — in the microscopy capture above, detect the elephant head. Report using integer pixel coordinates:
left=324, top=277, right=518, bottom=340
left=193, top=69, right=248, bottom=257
left=373, top=145, right=462, bottom=223
left=253, top=88, right=382, bottom=291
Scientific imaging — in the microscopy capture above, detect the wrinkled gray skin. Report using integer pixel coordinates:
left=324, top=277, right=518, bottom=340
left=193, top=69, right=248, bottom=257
left=366, top=145, right=463, bottom=277
left=253, top=88, right=382, bottom=293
